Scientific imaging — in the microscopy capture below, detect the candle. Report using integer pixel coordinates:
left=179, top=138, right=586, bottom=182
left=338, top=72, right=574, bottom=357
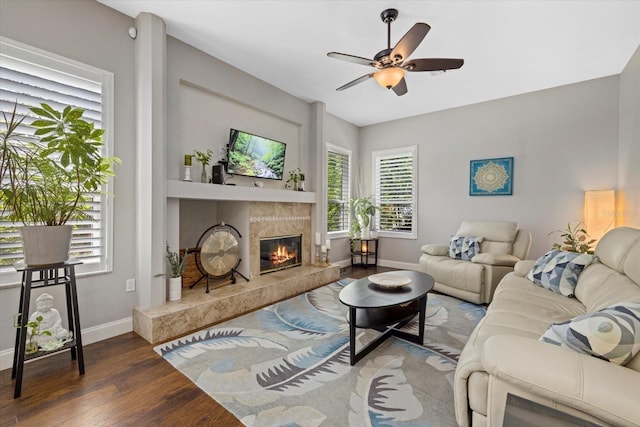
left=315, top=232, right=321, bottom=246
left=325, top=239, right=331, bottom=250
left=184, top=154, right=192, bottom=166
left=321, top=245, right=327, bottom=253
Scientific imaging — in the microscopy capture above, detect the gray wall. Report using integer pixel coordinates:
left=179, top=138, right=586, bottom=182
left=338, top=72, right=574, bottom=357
left=619, top=45, right=640, bottom=228
left=0, top=0, right=136, bottom=351
left=360, top=76, right=620, bottom=261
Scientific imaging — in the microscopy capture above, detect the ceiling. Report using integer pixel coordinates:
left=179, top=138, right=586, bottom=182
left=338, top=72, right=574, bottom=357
left=97, top=1, right=640, bottom=127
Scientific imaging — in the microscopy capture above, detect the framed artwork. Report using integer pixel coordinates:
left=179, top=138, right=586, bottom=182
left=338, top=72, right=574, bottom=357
left=469, top=157, right=513, bottom=196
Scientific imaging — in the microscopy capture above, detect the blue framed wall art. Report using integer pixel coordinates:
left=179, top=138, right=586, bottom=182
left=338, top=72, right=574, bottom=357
left=469, top=157, right=513, bottom=196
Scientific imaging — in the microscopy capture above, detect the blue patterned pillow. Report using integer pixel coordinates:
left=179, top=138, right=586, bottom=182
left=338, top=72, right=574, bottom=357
left=448, top=236, right=483, bottom=260
left=540, top=303, right=640, bottom=365
left=526, top=250, right=595, bottom=297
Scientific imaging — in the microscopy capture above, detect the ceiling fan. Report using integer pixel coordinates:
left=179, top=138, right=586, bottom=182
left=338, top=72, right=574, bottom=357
left=327, top=8, right=464, bottom=96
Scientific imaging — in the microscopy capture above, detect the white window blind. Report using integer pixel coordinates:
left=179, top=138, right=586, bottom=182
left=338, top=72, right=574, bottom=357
left=374, top=146, right=417, bottom=239
left=327, top=146, right=350, bottom=234
left=0, top=37, right=114, bottom=283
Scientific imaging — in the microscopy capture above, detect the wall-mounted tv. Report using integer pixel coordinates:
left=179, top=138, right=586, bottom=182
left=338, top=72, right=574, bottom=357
left=227, top=129, right=286, bottom=180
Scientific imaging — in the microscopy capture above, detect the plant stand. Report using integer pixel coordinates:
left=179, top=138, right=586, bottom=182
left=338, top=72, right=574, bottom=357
left=11, top=260, right=85, bottom=399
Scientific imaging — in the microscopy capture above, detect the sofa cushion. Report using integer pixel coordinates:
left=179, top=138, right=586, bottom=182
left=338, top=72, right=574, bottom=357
left=540, top=302, right=640, bottom=365
left=456, top=220, right=518, bottom=243
left=527, top=250, right=595, bottom=297
left=420, top=244, right=448, bottom=256
left=472, top=253, right=520, bottom=266
left=449, top=235, right=483, bottom=260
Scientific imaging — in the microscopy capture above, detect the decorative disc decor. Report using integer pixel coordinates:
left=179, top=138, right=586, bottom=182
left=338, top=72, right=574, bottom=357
left=193, top=223, right=249, bottom=293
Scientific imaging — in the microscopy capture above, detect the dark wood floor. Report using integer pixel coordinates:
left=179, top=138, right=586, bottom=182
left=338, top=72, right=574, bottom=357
left=0, top=266, right=393, bottom=426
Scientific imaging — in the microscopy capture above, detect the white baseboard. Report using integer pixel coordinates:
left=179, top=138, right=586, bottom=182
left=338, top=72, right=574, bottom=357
left=0, top=317, right=132, bottom=372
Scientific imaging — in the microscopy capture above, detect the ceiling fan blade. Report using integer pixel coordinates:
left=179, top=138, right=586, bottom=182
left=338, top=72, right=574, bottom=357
left=404, top=58, right=464, bottom=72
left=392, top=77, right=408, bottom=96
left=336, top=73, right=375, bottom=91
left=327, top=52, right=379, bottom=67
left=390, top=23, right=430, bottom=62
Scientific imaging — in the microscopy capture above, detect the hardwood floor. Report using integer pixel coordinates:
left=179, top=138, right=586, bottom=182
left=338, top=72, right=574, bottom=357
left=0, top=266, right=394, bottom=426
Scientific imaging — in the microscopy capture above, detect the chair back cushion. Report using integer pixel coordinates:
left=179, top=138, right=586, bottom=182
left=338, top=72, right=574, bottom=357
left=456, top=221, right=519, bottom=255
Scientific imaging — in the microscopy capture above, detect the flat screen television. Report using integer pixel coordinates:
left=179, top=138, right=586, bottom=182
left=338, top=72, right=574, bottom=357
left=227, top=129, right=286, bottom=180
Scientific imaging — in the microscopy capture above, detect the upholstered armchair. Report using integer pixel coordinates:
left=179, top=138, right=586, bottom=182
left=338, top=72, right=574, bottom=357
left=419, top=221, right=531, bottom=304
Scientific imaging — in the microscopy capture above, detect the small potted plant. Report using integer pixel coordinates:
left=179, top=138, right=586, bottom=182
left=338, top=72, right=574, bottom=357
left=351, top=195, right=379, bottom=239
left=15, top=315, right=52, bottom=355
left=166, top=242, right=188, bottom=301
left=193, top=149, right=213, bottom=183
left=285, top=167, right=305, bottom=191
left=1, top=102, right=119, bottom=266
left=549, top=222, right=596, bottom=254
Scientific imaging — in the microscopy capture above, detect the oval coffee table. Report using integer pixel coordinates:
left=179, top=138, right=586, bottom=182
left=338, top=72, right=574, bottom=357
left=339, top=270, right=434, bottom=365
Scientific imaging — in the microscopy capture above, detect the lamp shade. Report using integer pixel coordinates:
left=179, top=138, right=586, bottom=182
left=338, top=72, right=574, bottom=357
left=584, top=190, right=615, bottom=242
left=374, top=68, right=405, bottom=89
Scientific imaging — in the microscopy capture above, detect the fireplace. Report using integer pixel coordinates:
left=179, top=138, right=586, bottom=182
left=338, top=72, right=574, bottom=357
left=260, top=234, right=302, bottom=274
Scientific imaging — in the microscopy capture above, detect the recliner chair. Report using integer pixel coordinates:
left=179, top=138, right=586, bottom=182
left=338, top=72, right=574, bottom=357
left=419, top=220, right=531, bottom=304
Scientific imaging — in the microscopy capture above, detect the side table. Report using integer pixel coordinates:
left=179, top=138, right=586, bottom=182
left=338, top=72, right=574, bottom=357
left=350, top=238, right=379, bottom=268
left=12, top=260, right=85, bottom=398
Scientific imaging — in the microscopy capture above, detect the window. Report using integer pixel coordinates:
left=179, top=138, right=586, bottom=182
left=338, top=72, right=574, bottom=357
left=373, top=145, right=417, bottom=239
left=0, top=37, right=114, bottom=285
left=327, top=145, right=351, bottom=235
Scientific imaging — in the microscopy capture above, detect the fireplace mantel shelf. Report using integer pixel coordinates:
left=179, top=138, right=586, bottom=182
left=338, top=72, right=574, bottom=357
left=167, top=179, right=317, bottom=203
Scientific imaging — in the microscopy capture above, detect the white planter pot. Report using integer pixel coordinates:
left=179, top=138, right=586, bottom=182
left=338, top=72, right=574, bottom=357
left=168, top=277, right=182, bottom=301
left=20, top=225, right=72, bottom=266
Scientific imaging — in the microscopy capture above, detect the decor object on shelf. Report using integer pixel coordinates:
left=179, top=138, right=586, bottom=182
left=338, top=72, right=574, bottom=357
left=0, top=102, right=119, bottom=266
left=193, top=149, right=213, bottom=183
left=166, top=243, right=188, bottom=301
left=469, top=157, right=513, bottom=196
left=28, top=293, right=72, bottom=347
left=16, top=314, right=50, bottom=355
left=419, top=220, right=531, bottom=304
left=183, top=154, right=193, bottom=181
left=350, top=195, right=379, bottom=238
left=285, top=167, right=305, bottom=191
left=584, top=190, right=616, bottom=242
left=548, top=222, right=596, bottom=254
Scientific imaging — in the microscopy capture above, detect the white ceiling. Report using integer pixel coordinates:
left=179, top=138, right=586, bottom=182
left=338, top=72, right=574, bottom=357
left=98, top=1, right=640, bottom=127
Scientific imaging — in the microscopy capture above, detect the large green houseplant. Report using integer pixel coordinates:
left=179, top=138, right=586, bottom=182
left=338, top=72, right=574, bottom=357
left=1, top=102, right=119, bottom=265
left=351, top=195, right=379, bottom=238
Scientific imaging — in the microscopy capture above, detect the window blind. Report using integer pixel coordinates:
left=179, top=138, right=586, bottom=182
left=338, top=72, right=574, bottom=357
left=374, top=147, right=417, bottom=237
left=327, top=149, right=350, bottom=233
left=0, top=39, right=109, bottom=274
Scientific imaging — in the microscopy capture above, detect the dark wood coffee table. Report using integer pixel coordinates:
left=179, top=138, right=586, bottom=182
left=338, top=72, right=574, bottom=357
left=339, top=270, right=434, bottom=365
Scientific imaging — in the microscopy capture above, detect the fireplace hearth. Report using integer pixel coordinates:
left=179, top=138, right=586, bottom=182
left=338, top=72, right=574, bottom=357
left=260, top=235, right=302, bottom=274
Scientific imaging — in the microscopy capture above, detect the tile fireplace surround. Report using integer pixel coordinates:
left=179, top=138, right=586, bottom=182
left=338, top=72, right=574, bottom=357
left=133, top=186, right=339, bottom=344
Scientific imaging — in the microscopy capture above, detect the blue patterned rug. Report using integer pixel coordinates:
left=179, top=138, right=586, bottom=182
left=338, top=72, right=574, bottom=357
left=154, top=279, right=486, bottom=426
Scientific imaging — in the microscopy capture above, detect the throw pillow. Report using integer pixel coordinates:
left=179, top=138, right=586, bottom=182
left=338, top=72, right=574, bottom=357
left=526, top=250, right=595, bottom=297
left=540, top=302, right=640, bottom=365
left=449, top=236, right=483, bottom=260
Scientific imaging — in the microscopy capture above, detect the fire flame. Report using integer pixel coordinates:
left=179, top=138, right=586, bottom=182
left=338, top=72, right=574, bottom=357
left=271, top=244, right=297, bottom=266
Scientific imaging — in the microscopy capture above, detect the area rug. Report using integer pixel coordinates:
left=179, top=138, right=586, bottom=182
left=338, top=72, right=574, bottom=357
left=154, top=279, right=486, bottom=426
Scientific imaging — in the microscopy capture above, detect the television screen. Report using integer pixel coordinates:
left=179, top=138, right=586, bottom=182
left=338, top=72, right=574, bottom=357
left=227, top=129, right=286, bottom=180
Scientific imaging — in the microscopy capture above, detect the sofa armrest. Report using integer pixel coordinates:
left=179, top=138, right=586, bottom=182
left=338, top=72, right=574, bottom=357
left=513, top=260, right=536, bottom=277
left=481, top=335, right=640, bottom=427
left=420, top=244, right=448, bottom=256
left=471, top=253, right=520, bottom=267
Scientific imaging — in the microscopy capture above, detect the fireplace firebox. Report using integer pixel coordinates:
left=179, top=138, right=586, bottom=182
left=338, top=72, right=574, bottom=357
left=260, top=234, right=302, bottom=274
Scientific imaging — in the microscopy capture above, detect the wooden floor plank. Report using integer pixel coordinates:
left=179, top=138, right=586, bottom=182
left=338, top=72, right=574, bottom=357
left=0, top=266, right=390, bottom=426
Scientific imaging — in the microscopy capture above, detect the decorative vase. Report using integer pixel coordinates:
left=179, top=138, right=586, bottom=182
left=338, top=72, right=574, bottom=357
left=25, top=335, right=38, bottom=355
left=361, top=224, right=371, bottom=239
left=20, top=225, right=72, bottom=266
left=183, top=165, right=192, bottom=181
left=200, top=166, right=208, bottom=183
left=169, top=277, right=182, bottom=301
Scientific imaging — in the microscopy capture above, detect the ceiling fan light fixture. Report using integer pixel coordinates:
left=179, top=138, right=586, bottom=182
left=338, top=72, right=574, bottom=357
left=374, top=67, right=405, bottom=89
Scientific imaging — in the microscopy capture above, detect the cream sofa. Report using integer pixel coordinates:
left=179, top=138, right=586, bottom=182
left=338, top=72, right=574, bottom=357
left=419, top=221, right=531, bottom=304
left=454, top=226, right=640, bottom=427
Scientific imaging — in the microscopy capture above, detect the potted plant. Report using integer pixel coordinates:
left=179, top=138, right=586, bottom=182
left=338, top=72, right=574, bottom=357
left=351, top=195, right=379, bottom=239
left=14, top=315, right=52, bottom=355
left=285, top=167, right=305, bottom=191
left=166, top=242, right=188, bottom=301
left=1, top=102, right=119, bottom=266
left=549, top=222, right=596, bottom=254
left=193, top=149, right=213, bottom=183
